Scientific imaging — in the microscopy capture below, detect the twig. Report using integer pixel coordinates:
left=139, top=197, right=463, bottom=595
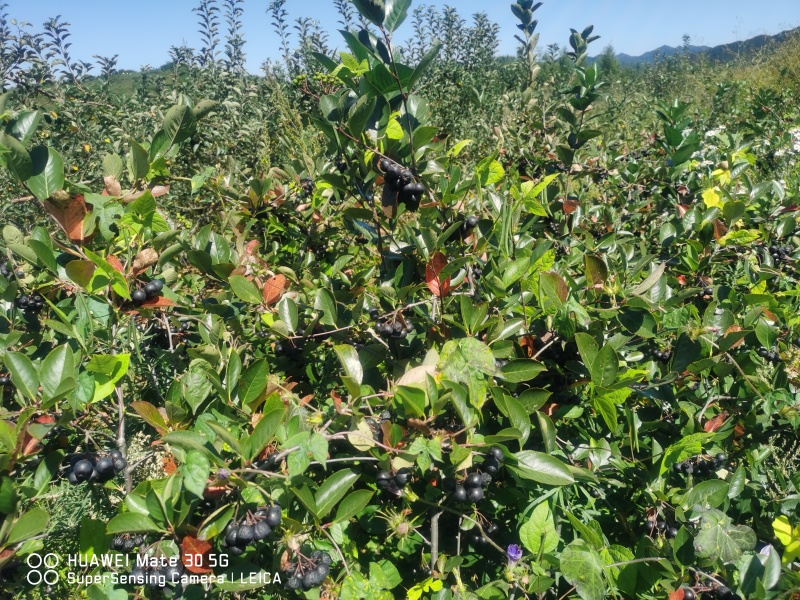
left=320, top=527, right=351, bottom=576
left=115, top=386, right=132, bottom=494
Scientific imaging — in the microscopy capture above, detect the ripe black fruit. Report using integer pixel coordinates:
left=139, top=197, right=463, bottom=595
left=254, top=520, right=271, bottom=540
left=483, top=457, right=500, bottom=474
left=237, top=524, right=255, bottom=545
left=467, top=486, right=484, bottom=503
left=95, top=456, right=115, bottom=479
left=265, top=505, right=282, bottom=528
left=715, top=452, right=727, bottom=463
left=394, top=468, right=411, bottom=487
left=73, top=459, right=94, bottom=482
left=225, top=526, right=239, bottom=547
left=144, top=280, right=163, bottom=297
left=465, top=216, right=479, bottom=229
left=682, top=588, right=696, bottom=600
left=488, top=446, right=504, bottom=461
left=132, top=289, right=147, bottom=305
left=453, top=485, right=467, bottom=502
left=465, top=472, right=483, bottom=488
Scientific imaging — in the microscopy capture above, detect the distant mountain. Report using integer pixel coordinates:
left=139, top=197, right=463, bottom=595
left=594, top=26, right=800, bottom=66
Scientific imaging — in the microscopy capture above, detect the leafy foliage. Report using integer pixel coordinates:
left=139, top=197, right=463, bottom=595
left=0, top=1, right=799, bottom=599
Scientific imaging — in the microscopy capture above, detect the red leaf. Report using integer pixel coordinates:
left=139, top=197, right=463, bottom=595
left=263, top=274, right=287, bottom=305
left=704, top=411, right=729, bottom=433
left=562, top=198, right=579, bottom=214
left=712, top=219, right=728, bottom=240
left=181, top=536, right=213, bottom=574
left=106, top=254, right=125, bottom=274
left=43, top=194, right=89, bottom=244
left=425, top=252, right=451, bottom=298
left=668, top=590, right=685, bottom=600
left=140, top=296, right=177, bottom=308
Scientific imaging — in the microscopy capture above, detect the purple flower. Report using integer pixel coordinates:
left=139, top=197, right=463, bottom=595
left=507, top=544, right=523, bottom=562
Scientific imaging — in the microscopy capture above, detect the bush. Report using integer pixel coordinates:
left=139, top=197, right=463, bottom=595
left=0, top=1, right=799, bottom=599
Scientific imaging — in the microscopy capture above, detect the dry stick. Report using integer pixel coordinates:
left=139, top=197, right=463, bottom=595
left=430, top=510, right=443, bottom=570
left=700, top=335, right=767, bottom=403
left=115, top=386, right=132, bottom=494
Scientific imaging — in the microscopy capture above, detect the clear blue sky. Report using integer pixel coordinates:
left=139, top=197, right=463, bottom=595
left=6, top=0, right=799, bottom=72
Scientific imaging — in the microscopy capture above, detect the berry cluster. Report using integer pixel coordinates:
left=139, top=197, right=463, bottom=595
left=111, top=533, right=145, bottom=553
left=377, top=467, right=411, bottom=494
left=756, top=347, right=782, bottom=364
left=644, top=518, right=679, bottom=539
left=222, top=506, right=282, bottom=555
left=275, top=341, right=303, bottom=358
left=697, top=286, right=713, bottom=299
left=131, top=279, right=164, bottom=306
left=449, top=447, right=505, bottom=504
left=66, top=450, right=127, bottom=485
left=129, top=558, right=184, bottom=588
left=471, top=263, right=483, bottom=279
left=653, top=349, right=672, bottom=363
left=380, top=158, right=424, bottom=211
left=283, top=550, right=332, bottom=592
left=299, top=177, right=314, bottom=198
left=15, top=292, right=45, bottom=315
left=0, top=260, right=23, bottom=279
left=370, top=307, right=414, bottom=339
left=672, top=453, right=727, bottom=476
left=768, top=244, right=793, bottom=262
left=680, top=580, right=742, bottom=600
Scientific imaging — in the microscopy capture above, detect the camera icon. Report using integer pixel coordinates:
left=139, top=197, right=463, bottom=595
left=26, top=553, right=60, bottom=585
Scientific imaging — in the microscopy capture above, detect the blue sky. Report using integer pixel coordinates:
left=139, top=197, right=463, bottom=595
left=6, top=0, right=799, bottom=72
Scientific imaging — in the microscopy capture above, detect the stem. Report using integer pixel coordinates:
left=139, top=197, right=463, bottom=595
left=115, top=386, right=132, bottom=495
left=320, top=527, right=351, bottom=576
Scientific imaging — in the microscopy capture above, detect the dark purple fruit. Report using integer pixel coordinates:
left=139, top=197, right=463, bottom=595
left=467, top=486, right=484, bottom=503
left=132, top=289, right=147, bottom=305
left=465, top=472, right=482, bottom=488
left=73, top=459, right=94, bottom=482
left=265, top=505, right=282, bottom=528
left=453, top=485, right=467, bottom=502
left=254, top=520, right=271, bottom=540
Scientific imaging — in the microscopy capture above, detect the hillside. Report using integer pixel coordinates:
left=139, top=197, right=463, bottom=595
left=598, top=25, right=800, bottom=65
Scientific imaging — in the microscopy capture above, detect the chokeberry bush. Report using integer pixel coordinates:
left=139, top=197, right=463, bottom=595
left=0, top=0, right=799, bottom=598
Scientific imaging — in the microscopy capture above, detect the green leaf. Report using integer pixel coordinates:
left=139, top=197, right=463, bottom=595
left=351, top=0, right=386, bottom=28
left=248, top=407, right=285, bottom=461
left=315, top=469, right=360, bottom=519
left=79, top=518, right=111, bottom=559
left=314, top=288, right=338, bottom=326
left=559, top=539, right=606, bottom=600
left=106, top=512, right=165, bottom=534
left=228, top=274, right=262, bottom=304
left=520, top=502, right=559, bottom=555
left=592, top=392, right=618, bottom=432
left=396, top=385, right=427, bottom=418
left=334, top=490, right=374, bottom=523
left=384, top=0, right=411, bottom=31
left=127, top=140, right=149, bottom=182
left=334, top=344, right=363, bottom=384
left=693, top=508, right=756, bottom=564
left=237, top=359, right=269, bottom=407
left=28, top=146, right=65, bottom=201
left=660, top=433, right=711, bottom=475
left=617, top=307, right=656, bottom=338
left=40, top=344, right=74, bottom=401
left=182, top=450, right=211, bottom=498
left=498, top=359, right=545, bottom=383
left=0, top=131, right=32, bottom=181
left=86, top=353, right=130, bottom=402
left=7, top=508, right=49, bottom=544
left=512, top=451, right=575, bottom=486
left=591, top=345, right=618, bottom=387
left=162, top=104, right=197, bottom=148
left=584, top=254, right=608, bottom=288
left=4, top=351, right=39, bottom=399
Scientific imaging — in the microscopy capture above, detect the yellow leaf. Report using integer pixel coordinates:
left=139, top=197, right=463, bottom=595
left=702, top=188, right=722, bottom=208
left=773, top=516, right=794, bottom=545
